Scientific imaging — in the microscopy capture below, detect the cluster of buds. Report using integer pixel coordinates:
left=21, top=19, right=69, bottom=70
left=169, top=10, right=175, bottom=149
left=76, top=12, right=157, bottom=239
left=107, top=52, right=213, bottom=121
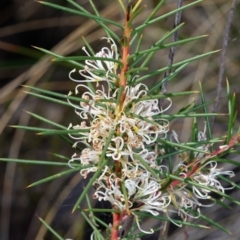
left=67, top=38, right=235, bottom=234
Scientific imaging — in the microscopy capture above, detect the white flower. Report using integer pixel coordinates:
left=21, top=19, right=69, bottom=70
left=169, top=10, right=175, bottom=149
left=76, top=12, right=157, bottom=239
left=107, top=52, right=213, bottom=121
left=168, top=187, right=201, bottom=221
left=125, top=179, right=138, bottom=196
left=122, top=84, right=148, bottom=108
left=94, top=174, right=131, bottom=212
left=106, top=137, right=130, bottom=160
left=79, top=148, right=100, bottom=165
left=191, top=161, right=235, bottom=199
left=65, top=35, right=238, bottom=237
left=128, top=175, right=171, bottom=216
left=67, top=122, right=90, bottom=147
left=89, top=116, right=114, bottom=149
left=137, top=149, right=158, bottom=168
left=80, top=167, right=98, bottom=179
left=69, top=37, right=119, bottom=85
left=121, top=159, right=144, bottom=179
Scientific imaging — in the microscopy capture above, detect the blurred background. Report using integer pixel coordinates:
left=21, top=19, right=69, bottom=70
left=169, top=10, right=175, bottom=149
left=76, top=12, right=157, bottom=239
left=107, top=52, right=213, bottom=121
left=0, top=0, right=240, bottom=239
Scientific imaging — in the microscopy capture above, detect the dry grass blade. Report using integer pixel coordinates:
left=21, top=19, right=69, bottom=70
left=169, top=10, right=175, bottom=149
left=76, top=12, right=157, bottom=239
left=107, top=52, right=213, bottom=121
left=0, top=2, right=120, bottom=135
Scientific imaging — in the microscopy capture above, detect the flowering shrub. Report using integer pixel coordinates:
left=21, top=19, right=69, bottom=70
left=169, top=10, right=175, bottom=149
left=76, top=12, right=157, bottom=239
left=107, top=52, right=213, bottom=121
left=3, top=0, right=239, bottom=239
left=66, top=36, right=238, bottom=237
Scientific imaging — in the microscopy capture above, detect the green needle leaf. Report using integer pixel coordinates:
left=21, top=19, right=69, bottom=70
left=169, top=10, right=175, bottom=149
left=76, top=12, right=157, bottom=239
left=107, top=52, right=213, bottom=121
left=38, top=1, right=123, bottom=29
left=134, top=0, right=203, bottom=32
left=136, top=50, right=220, bottom=83
left=32, top=46, right=84, bottom=68
left=38, top=216, right=64, bottom=240
left=0, top=158, right=72, bottom=166
left=26, top=167, right=82, bottom=188
left=72, top=160, right=107, bottom=213
left=53, top=56, right=122, bottom=67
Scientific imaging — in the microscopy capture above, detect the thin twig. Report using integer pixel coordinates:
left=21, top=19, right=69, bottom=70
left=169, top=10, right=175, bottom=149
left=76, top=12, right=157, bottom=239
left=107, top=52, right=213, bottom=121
left=161, top=0, right=183, bottom=95
left=211, top=0, right=237, bottom=130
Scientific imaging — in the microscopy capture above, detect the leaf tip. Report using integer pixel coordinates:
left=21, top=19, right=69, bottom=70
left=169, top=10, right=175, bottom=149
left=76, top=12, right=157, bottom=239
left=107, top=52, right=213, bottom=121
left=36, top=214, right=43, bottom=222
left=32, top=45, right=39, bottom=49
left=199, top=224, right=210, bottom=229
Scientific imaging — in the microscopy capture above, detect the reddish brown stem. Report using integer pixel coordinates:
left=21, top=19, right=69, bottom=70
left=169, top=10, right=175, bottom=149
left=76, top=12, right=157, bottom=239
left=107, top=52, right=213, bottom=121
left=170, top=134, right=240, bottom=188
left=170, top=164, right=199, bottom=188
left=111, top=5, right=133, bottom=240
left=118, top=4, right=132, bottom=111
left=111, top=212, right=121, bottom=240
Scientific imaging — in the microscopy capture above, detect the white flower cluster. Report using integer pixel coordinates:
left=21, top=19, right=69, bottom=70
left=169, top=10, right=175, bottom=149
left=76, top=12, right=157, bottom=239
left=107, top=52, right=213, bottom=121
left=67, top=38, right=235, bottom=233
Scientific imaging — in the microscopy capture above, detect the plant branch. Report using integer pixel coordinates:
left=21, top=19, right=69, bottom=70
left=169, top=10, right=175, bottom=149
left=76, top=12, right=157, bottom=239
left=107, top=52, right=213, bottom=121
left=159, top=0, right=183, bottom=110
left=211, top=0, right=237, bottom=129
